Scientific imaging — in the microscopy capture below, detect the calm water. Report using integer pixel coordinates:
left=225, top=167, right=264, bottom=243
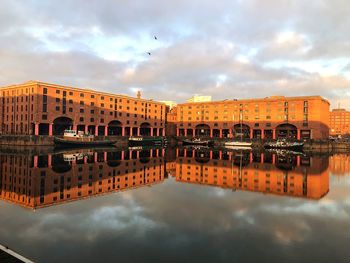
left=0, top=147, right=350, bottom=263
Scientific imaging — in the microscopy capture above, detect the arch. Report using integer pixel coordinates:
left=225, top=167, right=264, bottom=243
left=51, top=154, right=72, bottom=173
left=53, top=117, right=73, bottom=135
left=140, top=122, right=151, bottom=136
left=233, top=124, right=250, bottom=139
left=108, top=120, right=123, bottom=136
left=276, top=123, right=297, bottom=139
left=195, top=124, right=210, bottom=137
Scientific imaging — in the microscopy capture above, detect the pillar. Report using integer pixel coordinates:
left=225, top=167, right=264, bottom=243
left=210, top=129, right=213, bottom=138
left=34, top=123, right=39, bottom=136
left=162, top=129, right=165, bottom=136
left=261, top=129, right=264, bottom=140
left=104, top=152, right=107, bottom=161
left=250, top=129, right=253, bottom=139
left=184, top=129, right=187, bottom=137
left=104, top=126, right=108, bottom=136
left=297, top=156, right=301, bottom=166
left=49, top=123, right=53, bottom=136
left=94, top=152, right=98, bottom=163
left=121, top=151, right=125, bottom=160
left=229, top=129, right=233, bottom=138
left=73, top=124, right=77, bottom=131
left=150, top=128, right=153, bottom=137
left=137, top=151, right=140, bottom=159
left=260, top=153, right=264, bottom=164
left=33, top=155, right=38, bottom=168
left=95, top=125, right=99, bottom=136
left=130, top=127, right=133, bottom=136
left=137, top=127, right=140, bottom=136
left=48, top=154, right=52, bottom=167
left=272, top=154, right=276, bottom=164
left=85, top=125, right=88, bottom=134
left=219, top=129, right=222, bottom=138
left=122, top=127, right=125, bottom=136
left=272, top=129, right=276, bottom=140
left=249, top=152, right=253, bottom=163
left=297, top=129, right=301, bottom=140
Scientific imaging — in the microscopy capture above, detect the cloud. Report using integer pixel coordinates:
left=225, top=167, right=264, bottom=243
left=0, top=0, right=349, bottom=108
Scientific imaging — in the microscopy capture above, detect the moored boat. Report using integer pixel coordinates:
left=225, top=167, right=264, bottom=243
left=182, top=138, right=214, bottom=146
left=264, top=139, right=304, bottom=150
left=225, top=141, right=252, bottom=149
left=54, top=130, right=117, bottom=147
left=128, top=136, right=167, bottom=146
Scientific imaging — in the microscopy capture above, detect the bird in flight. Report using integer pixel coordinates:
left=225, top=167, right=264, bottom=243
left=154, top=36, right=157, bottom=40
left=147, top=52, right=151, bottom=55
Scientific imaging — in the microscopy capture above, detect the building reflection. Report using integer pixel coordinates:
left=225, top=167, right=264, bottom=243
left=0, top=147, right=339, bottom=209
left=0, top=148, right=166, bottom=209
left=174, top=148, right=330, bottom=199
left=328, top=154, right=350, bottom=176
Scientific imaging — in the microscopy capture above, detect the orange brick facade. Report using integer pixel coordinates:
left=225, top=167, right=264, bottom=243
left=169, top=96, right=330, bottom=140
left=0, top=149, right=165, bottom=209
left=329, top=109, right=350, bottom=136
left=0, top=81, right=166, bottom=136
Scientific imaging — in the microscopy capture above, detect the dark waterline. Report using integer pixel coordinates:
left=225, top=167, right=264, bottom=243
left=0, top=147, right=349, bottom=263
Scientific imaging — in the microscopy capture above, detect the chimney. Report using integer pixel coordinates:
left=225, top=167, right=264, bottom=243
left=137, top=90, right=141, bottom=99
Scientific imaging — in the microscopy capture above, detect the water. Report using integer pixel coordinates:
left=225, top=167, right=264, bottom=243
left=0, top=147, right=349, bottom=263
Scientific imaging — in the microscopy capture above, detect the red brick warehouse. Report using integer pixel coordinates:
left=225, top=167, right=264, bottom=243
left=0, top=81, right=167, bottom=136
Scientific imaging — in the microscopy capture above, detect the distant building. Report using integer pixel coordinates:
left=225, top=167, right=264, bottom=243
left=160, top=100, right=177, bottom=110
left=186, top=95, right=212, bottom=103
left=329, top=109, right=350, bottom=136
left=169, top=95, right=330, bottom=140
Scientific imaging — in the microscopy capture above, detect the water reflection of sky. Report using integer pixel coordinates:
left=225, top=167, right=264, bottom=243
left=0, top=152, right=350, bottom=263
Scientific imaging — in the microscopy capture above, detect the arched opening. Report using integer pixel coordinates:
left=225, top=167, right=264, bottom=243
left=195, top=124, right=210, bottom=137
left=88, top=125, right=95, bottom=135
left=39, top=123, right=49, bottom=135
left=233, top=124, right=250, bottom=139
left=53, top=117, right=73, bottom=135
left=108, top=120, right=123, bottom=136
left=140, top=122, right=151, bottom=136
left=276, top=123, right=297, bottom=139
left=52, top=154, right=72, bottom=173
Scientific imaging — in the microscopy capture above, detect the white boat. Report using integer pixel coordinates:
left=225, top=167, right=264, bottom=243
left=225, top=141, right=252, bottom=149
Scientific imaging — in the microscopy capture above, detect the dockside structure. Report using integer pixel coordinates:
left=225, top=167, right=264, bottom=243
left=170, top=95, right=330, bottom=140
left=0, top=81, right=166, bottom=136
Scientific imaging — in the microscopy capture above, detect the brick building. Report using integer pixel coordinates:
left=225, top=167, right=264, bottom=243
left=0, top=81, right=166, bottom=136
left=171, top=95, right=330, bottom=140
left=329, top=109, right=350, bottom=136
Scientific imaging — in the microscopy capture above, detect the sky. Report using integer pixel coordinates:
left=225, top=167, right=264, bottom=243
left=0, top=0, right=349, bottom=108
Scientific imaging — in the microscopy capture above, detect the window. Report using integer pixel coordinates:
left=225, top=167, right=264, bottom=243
left=43, top=88, right=47, bottom=94
left=90, top=118, right=94, bottom=122
left=80, top=109, right=84, bottom=113
left=80, top=101, right=84, bottom=105
left=42, top=114, right=47, bottom=120
left=69, top=91, right=73, bottom=96
left=69, top=99, right=73, bottom=104
left=80, top=93, right=84, bottom=97
left=91, top=94, right=95, bottom=98
left=69, top=108, right=73, bottom=112
left=55, top=106, right=60, bottom=111
left=56, top=98, right=60, bottom=102
left=90, top=109, right=94, bottom=114
left=80, top=117, right=84, bottom=122
left=56, top=90, right=60, bottom=94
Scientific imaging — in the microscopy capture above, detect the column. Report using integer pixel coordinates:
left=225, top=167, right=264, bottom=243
left=73, top=124, right=77, bottom=132
left=184, top=129, right=187, bottom=137
left=94, top=152, right=98, bottom=163
left=297, top=129, right=301, bottom=140
left=104, top=126, right=108, bottom=136
left=122, top=127, right=125, bottom=136
left=49, top=123, right=53, bottom=136
left=229, top=129, right=233, bottom=138
left=249, top=152, right=253, bottom=163
left=176, top=128, right=179, bottom=136
left=104, top=152, right=107, bottom=161
left=130, top=127, right=133, bottom=136
left=260, top=153, right=264, bottom=164
left=261, top=129, right=264, bottom=140
left=272, top=154, right=276, bottom=164
left=33, top=155, right=38, bottom=168
left=250, top=129, right=253, bottom=139
left=137, top=127, right=140, bottom=136
left=210, top=129, right=213, bottom=138
left=162, top=129, right=165, bottom=136
left=272, top=129, right=276, bottom=140
left=34, top=123, right=39, bottom=136
left=219, top=129, right=222, bottom=138
left=150, top=128, right=153, bottom=136
left=95, top=125, right=99, bottom=136
left=297, top=156, right=301, bottom=166
left=48, top=154, right=52, bottom=168
left=85, top=125, right=88, bottom=134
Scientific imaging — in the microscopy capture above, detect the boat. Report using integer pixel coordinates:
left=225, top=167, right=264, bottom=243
left=54, top=130, right=117, bottom=147
left=182, top=138, right=214, bottom=146
left=225, top=141, right=252, bottom=149
left=128, top=136, right=167, bottom=146
left=225, top=110, right=252, bottom=149
left=264, top=139, right=304, bottom=151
